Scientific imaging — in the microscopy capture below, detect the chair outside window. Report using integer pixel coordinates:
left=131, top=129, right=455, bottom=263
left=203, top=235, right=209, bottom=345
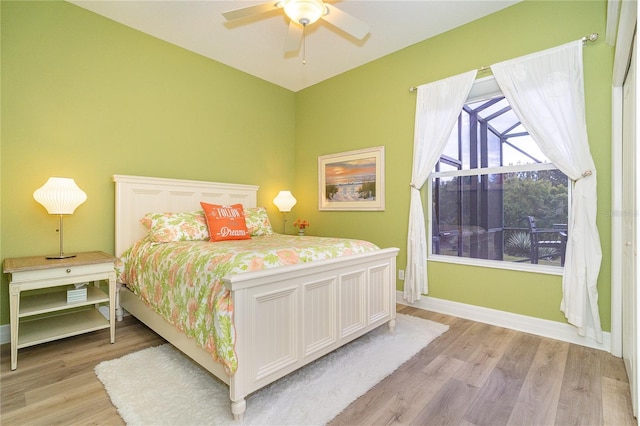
left=527, top=216, right=567, bottom=266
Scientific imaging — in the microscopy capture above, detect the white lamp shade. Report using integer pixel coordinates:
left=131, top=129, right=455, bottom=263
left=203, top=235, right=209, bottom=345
left=33, top=177, right=87, bottom=215
left=273, top=190, right=297, bottom=212
left=283, top=0, right=325, bottom=25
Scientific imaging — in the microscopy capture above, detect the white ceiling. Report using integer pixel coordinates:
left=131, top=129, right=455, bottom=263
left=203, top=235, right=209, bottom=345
left=68, top=0, right=521, bottom=92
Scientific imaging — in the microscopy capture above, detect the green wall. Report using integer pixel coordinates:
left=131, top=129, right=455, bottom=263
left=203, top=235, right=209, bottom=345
left=1, top=0, right=614, bottom=332
left=294, top=0, right=613, bottom=330
left=0, top=1, right=296, bottom=324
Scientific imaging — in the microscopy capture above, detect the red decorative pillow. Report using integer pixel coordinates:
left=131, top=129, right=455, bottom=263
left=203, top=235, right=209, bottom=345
left=200, top=202, right=251, bottom=242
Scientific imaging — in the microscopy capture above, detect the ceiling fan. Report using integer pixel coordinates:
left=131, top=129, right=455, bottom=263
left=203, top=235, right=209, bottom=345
left=222, top=0, right=370, bottom=53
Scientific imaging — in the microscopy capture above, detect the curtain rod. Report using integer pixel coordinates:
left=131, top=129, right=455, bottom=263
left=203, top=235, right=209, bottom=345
left=408, top=33, right=599, bottom=93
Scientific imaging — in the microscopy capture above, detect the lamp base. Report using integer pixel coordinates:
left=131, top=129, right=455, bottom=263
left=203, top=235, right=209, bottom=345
left=46, top=253, right=77, bottom=260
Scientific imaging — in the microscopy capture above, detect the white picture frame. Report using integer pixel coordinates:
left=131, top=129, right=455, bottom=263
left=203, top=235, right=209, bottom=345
left=318, top=146, right=385, bottom=211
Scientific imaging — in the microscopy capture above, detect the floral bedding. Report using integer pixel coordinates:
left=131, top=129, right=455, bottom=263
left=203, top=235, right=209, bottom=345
left=117, top=234, right=379, bottom=375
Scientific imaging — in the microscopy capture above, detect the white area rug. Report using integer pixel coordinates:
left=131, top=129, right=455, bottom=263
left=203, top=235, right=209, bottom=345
left=95, top=314, right=448, bottom=425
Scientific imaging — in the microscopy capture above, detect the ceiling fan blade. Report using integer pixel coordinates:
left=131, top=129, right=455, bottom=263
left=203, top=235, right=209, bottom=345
left=284, top=20, right=303, bottom=53
left=321, top=4, right=369, bottom=40
left=222, top=2, right=280, bottom=21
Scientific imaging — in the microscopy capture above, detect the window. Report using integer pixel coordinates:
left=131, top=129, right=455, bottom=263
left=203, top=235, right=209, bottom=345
left=428, top=88, right=569, bottom=270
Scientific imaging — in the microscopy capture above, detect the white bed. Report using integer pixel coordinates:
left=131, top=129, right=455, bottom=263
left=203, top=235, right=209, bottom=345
left=113, top=174, right=399, bottom=420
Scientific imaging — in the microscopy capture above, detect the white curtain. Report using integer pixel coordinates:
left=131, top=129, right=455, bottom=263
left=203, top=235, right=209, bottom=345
left=404, top=70, right=477, bottom=303
left=491, top=41, right=603, bottom=342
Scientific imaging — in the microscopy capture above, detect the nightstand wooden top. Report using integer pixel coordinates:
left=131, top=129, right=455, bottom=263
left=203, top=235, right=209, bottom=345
left=3, top=251, right=117, bottom=273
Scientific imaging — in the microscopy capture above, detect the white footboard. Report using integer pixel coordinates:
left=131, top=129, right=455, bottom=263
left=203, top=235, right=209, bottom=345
left=225, top=247, right=398, bottom=419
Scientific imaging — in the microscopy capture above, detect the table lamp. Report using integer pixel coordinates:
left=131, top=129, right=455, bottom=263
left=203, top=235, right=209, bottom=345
left=273, top=190, right=297, bottom=234
left=33, top=177, right=87, bottom=259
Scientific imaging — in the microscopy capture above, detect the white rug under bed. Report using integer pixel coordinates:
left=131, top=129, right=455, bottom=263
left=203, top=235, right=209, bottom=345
left=95, top=314, right=448, bottom=425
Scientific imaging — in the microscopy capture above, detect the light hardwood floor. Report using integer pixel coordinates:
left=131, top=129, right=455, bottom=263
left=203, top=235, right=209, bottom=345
left=1, top=305, right=636, bottom=425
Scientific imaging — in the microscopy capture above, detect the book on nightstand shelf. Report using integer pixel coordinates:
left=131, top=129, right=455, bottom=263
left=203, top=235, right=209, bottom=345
left=67, top=284, right=88, bottom=303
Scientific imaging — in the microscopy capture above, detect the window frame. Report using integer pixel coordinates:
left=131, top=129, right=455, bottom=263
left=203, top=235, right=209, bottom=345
left=426, top=76, right=569, bottom=276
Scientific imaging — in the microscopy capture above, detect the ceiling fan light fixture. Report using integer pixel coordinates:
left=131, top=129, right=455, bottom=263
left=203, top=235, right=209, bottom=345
left=283, top=0, right=325, bottom=26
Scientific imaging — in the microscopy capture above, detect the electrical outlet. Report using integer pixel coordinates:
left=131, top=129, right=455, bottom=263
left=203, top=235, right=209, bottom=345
left=398, top=269, right=405, bottom=280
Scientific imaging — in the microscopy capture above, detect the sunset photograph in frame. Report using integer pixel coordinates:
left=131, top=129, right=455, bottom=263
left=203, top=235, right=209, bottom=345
left=318, top=146, right=385, bottom=211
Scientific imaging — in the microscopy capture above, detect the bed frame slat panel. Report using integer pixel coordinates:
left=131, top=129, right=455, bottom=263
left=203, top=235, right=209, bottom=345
left=253, top=286, right=298, bottom=380
left=369, top=263, right=393, bottom=323
left=303, top=278, right=337, bottom=356
left=339, top=270, right=367, bottom=338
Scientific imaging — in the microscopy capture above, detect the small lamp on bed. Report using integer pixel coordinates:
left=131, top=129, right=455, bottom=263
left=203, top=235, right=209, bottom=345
left=273, top=190, right=297, bottom=234
left=33, top=177, right=87, bottom=259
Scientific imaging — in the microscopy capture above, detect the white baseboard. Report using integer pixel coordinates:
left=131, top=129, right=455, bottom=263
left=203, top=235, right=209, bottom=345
left=397, top=291, right=612, bottom=353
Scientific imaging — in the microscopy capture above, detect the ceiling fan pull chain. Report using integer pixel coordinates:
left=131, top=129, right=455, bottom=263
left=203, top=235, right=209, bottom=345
left=302, top=23, right=307, bottom=65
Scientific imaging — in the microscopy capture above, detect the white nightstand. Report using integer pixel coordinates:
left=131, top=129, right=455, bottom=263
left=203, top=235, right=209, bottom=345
left=3, top=251, right=117, bottom=370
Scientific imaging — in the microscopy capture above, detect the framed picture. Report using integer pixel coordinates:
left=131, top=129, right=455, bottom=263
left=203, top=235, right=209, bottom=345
left=318, top=146, right=385, bottom=211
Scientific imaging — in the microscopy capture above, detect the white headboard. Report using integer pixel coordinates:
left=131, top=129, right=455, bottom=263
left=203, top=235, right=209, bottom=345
left=113, top=175, right=259, bottom=257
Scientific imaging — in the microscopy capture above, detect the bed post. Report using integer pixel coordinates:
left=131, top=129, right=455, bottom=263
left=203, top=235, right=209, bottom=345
left=115, top=283, right=124, bottom=321
left=387, top=318, right=397, bottom=332
left=229, top=288, right=247, bottom=421
left=231, top=399, right=246, bottom=422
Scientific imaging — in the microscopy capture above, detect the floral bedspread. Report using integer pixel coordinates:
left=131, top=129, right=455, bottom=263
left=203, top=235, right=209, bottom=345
left=117, top=234, right=379, bottom=375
